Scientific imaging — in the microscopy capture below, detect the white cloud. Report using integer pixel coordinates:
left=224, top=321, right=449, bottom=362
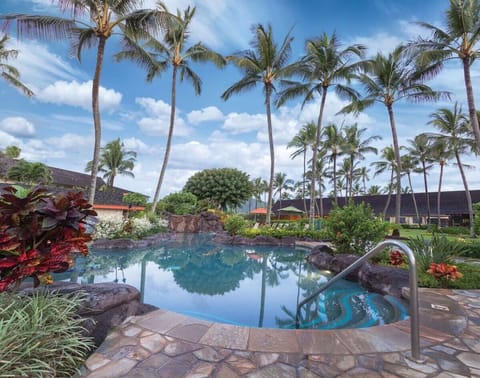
left=187, top=106, right=224, bottom=124
left=222, top=112, right=265, bottom=134
left=45, top=133, right=93, bottom=150
left=136, top=97, right=191, bottom=136
left=0, top=131, right=21, bottom=149
left=0, top=117, right=35, bottom=137
left=37, top=80, right=122, bottom=111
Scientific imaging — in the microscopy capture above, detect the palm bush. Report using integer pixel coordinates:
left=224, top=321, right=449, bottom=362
left=0, top=290, right=93, bottom=377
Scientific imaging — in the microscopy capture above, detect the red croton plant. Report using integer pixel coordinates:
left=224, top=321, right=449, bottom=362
left=0, top=185, right=97, bottom=292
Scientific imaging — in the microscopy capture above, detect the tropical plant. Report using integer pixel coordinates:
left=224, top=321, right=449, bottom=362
left=222, top=23, right=295, bottom=225
left=0, top=34, right=33, bottom=97
left=122, top=192, right=148, bottom=207
left=85, top=138, right=136, bottom=188
left=7, top=160, right=53, bottom=185
left=427, top=103, right=476, bottom=236
left=224, top=214, right=246, bottom=235
left=411, top=0, right=480, bottom=151
left=251, top=177, right=268, bottom=209
left=372, top=146, right=396, bottom=220
left=183, top=168, right=253, bottom=211
left=400, top=154, right=421, bottom=225
left=157, top=191, right=198, bottom=215
left=276, top=32, right=365, bottom=226
left=4, top=145, right=20, bottom=159
left=115, top=5, right=225, bottom=213
left=404, top=134, right=434, bottom=224
left=1, top=1, right=172, bottom=205
left=321, top=201, right=388, bottom=255
left=340, top=45, right=449, bottom=223
left=0, top=290, right=93, bottom=376
left=323, top=123, right=345, bottom=203
left=430, top=137, right=453, bottom=226
left=273, top=172, right=294, bottom=210
left=0, top=186, right=97, bottom=292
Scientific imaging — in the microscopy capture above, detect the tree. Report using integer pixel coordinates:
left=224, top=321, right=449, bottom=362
left=401, top=154, right=421, bottom=225
left=251, top=177, right=268, bottom=209
left=427, top=103, right=476, bottom=237
left=122, top=192, right=148, bottom=207
left=85, top=138, right=136, bottom=189
left=158, top=191, right=198, bottom=215
left=372, top=146, right=396, bottom=220
left=222, top=24, right=294, bottom=225
left=7, top=160, right=53, bottom=185
left=2, top=1, right=171, bottom=205
left=411, top=0, right=480, bottom=151
left=276, top=32, right=365, bottom=226
left=5, top=145, right=20, bottom=159
left=323, top=123, right=345, bottom=204
left=116, top=5, right=225, bottom=213
left=341, top=45, right=448, bottom=223
left=404, top=134, right=434, bottom=224
left=273, top=172, right=294, bottom=210
left=183, top=168, right=253, bottom=211
left=0, top=34, right=33, bottom=97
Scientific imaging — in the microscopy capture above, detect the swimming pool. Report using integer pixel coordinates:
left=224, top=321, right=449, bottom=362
left=63, top=233, right=408, bottom=329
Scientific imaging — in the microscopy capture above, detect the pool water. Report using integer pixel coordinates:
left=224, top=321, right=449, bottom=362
left=60, top=233, right=408, bottom=329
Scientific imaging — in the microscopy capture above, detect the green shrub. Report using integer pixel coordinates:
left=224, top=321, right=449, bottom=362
left=437, top=226, right=469, bottom=236
left=224, top=215, right=246, bottom=235
left=461, top=240, right=480, bottom=259
left=408, top=233, right=469, bottom=273
left=418, top=263, right=480, bottom=289
left=321, top=201, right=388, bottom=255
left=0, top=290, right=94, bottom=376
left=157, top=191, right=199, bottom=215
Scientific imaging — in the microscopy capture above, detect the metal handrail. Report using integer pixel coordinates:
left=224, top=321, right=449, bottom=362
left=296, top=240, right=423, bottom=362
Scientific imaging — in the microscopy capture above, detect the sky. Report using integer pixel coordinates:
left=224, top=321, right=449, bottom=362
left=0, top=0, right=479, bottom=201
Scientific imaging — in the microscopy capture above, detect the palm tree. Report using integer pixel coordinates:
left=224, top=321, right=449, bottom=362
left=287, top=121, right=316, bottom=214
left=2, top=1, right=171, bottom=205
left=427, top=103, right=476, bottom=237
left=222, top=24, right=294, bottom=225
left=116, top=5, right=225, bottom=213
left=411, top=0, right=480, bottom=151
left=251, top=177, right=268, bottom=209
left=273, top=172, right=294, bottom=211
left=7, top=160, right=53, bottom=185
left=5, top=145, right=21, bottom=159
left=404, top=134, right=434, bottom=224
left=0, top=34, right=33, bottom=97
left=85, top=138, right=136, bottom=189
left=358, top=166, right=370, bottom=194
left=367, top=185, right=382, bottom=195
left=400, top=154, right=421, bottom=226
left=276, top=32, right=365, bottom=226
left=372, top=146, right=397, bottom=220
left=323, top=123, right=345, bottom=203
left=341, top=45, right=449, bottom=223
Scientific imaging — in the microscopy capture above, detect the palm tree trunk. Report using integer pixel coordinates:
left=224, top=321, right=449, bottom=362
left=151, top=65, right=178, bottom=213
left=303, top=150, right=307, bottom=216
left=437, top=162, right=444, bottom=227
left=265, top=85, right=275, bottom=226
left=422, top=161, right=431, bottom=225
left=88, top=36, right=106, bottom=205
left=387, top=104, right=402, bottom=223
left=333, top=153, right=338, bottom=204
left=309, top=87, right=327, bottom=226
left=462, top=57, right=480, bottom=152
left=383, top=168, right=394, bottom=220
left=407, top=172, right=420, bottom=226
left=455, top=151, right=475, bottom=237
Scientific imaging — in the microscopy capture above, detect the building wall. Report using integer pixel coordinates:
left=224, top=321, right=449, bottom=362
left=94, top=208, right=125, bottom=222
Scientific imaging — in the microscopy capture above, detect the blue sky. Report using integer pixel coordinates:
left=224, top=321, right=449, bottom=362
left=0, top=0, right=478, bottom=200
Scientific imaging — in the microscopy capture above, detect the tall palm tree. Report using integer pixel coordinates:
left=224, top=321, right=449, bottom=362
left=287, top=121, right=316, bottom=214
left=427, top=103, right=476, bottom=237
left=2, top=1, right=171, bottom=205
left=0, top=34, right=33, bottom=97
left=411, top=0, right=480, bottom=151
left=404, top=134, right=435, bottom=224
left=372, top=146, right=397, bottom=221
left=276, top=32, right=365, bottom=226
left=273, top=172, right=294, bottom=211
left=323, top=123, right=345, bottom=204
left=222, top=24, right=294, bottom=225
left=85, top=138, right=136, bottom=189
left=341, top=45, right=448, bottom=223
left=358, top=166, right=370, bottom=194
left=368, top=185, right=382, bottom=195
left=251, top=177, right=268, bottom=209
left=400, top=154, right=421, bottom=226
left=116, top=5, right=225, bottom=213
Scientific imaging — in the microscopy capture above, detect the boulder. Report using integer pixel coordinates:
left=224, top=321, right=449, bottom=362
left=169, top=212, right=223, bottom=233
left=358, top=262, right=409, bottom=297
left=307, top=251, right=333, bottom=270
left=329, top=254, right=362, bottom=281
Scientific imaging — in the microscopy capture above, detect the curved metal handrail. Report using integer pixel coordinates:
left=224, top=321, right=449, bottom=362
left=295, top=240, right=422, bottom=362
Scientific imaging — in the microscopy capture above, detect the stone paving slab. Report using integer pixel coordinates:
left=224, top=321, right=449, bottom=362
left=81, top=289, right=480, bottom=377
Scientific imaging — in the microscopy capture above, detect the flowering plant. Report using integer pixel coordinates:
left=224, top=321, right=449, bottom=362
left=389, top=250, right=405, bottom=266
left=426, top=262, right=463, bottom=288
left=0, top=186, right=97, bottom=292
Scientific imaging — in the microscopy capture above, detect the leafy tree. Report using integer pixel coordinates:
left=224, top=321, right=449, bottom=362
left=115, top=5, right=225, bottom=213
left=158, top=191, right=198, bottom=215
left=122, top=192, right=148, bottom=207
left=277, top=32, right=365, bottom=226
left=222, top=24, right=294, bottom=225
left=0, top=34, right=33, bottom=97
left=5, top=145, right=20, bottom=159
left=183, top=168, right=253, bottom=211
left=411, top=0, right=480, bottom=151
left=85, top=138, right=136, bottom=189
left=341, top=45, right=448, bottom=223
left=2, top=1, right=171, bottom=205
left=7, top=160, right=53, bottom=185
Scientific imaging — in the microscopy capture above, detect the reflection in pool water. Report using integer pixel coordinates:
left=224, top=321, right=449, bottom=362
left=59, top=233, right=408, bottom=329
